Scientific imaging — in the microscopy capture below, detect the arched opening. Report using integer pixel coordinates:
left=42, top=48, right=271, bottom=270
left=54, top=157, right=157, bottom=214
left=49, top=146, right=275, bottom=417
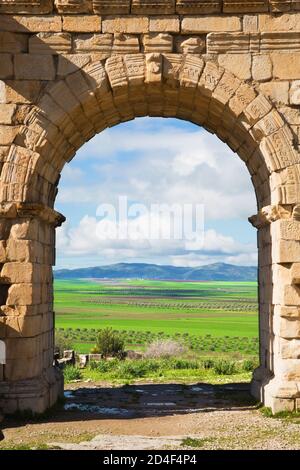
left=53, top=116, right=259, bottom=412
left=1, top=53, right=300, bottom=415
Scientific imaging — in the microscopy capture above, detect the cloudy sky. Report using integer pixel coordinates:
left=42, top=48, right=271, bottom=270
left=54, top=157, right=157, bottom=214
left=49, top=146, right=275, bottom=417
left=55, top=117, right=258, bottom=269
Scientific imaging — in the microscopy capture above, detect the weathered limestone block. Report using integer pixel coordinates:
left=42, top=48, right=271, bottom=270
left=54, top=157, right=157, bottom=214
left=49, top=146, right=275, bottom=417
left=55, top=0, right=92, bottom=13
left=274, top=358, right=300, bottom=380
left=252, top=54, right=272, bottom=81
left=0, top=0, right=53, bottom=14
left=207, top=32, right=253, bottom=54
left=0, top=55, right=13, bottom=80
left=62, top=15, right=101, bottom=32
left=181, top=15, right=241, bottom=33
left=176, top=0, right=221, bottom=14
left=261, top=126, right=297, bottom=172
left=243, top=14, right=258, bottom=32
left=198, top=61, right=224, bottom=96
left=145, top=52, right=162, bottom=83
left=57, top=54, right=91, bottom=77
left=0, top=125, right=19, bottom=145
left=7, top=283, right=42, bottom=306
left=218, top=53, right=251, bottom=80
left=229, top=83, right=256, bottom=116
left=92, top=0, right=130, bottom=14
left=0, top=32, right=27, bottom=54
left=252, top=109, right=285, bottom=139
left=175, top=36, right=205, bottom=54
left=272, top=239, right=300, bottom=263
left=260, top=81, right=289, bottom=106
left=113, top=34, right=140, bottom=54
left=244, top=94, right=273, bottom=124
left=5, top=239, right=36, bottom=263
left=272, top=219, right=300, bottom=242
left=10, top=218, right=39, bottom=240
left=212, top=70, right=240, bottom=105
left=1, top=262, right=38, bottom=284
left=143, top=33, right=173, bottom=53
left=74, top=33, right=113, bottom=54
left=6, top=336, right=42, bottom=361
left=290, top=80, right=300, bottom=105
left=132, top=0, right=175, bottom=14
left=274, top=305, right=300, bottom=318
left=259, top=12, right=300, bottom=31
left=149, top=15, right=180, bottom=32
left=14, top=54, right=56, bottom=80
left=279, top=338, right=300, bottom=359
left=0, top=15, right=62, bottom=33
left=272, top=52, right=300, bottom=79
left=224, top=0, right=268, bottom=12
left=4, top=356, right=42, bottom=381
left=0, top=80, right=42, bottom=104
left=29, top=32, right=72, bottom=55
left=270, top=0, right=300, bottom=12
left=102, top=16, right=149, bottom=34
left=274, top=284, right=300, bottom=306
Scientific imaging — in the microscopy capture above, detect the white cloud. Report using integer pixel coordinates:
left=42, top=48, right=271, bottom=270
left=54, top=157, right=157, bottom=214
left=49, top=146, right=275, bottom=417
left=56, top=213, right=257, bottom=268
left=57, top=119, right=256, bottom=221
left=55, top=118, right=258, bottom=268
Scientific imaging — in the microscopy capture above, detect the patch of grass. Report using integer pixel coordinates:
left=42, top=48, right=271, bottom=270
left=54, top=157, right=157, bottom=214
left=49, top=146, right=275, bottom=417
left=63, top=365, right=83, bottom=382
left=0, top=442, right=53, bottom=450
left=80, top=357, right=252, bottom=385
left=260, top=406, right=300, bottom=421
left=181, top=437, right=209, bottom=448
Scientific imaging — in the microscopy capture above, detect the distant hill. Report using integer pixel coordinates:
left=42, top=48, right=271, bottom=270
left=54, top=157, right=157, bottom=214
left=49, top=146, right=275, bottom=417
left=54, top=262, right=257, bottom=281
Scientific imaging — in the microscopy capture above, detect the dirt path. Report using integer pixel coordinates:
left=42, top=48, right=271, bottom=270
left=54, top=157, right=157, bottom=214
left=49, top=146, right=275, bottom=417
left=1, top=381, right=300, bottom=450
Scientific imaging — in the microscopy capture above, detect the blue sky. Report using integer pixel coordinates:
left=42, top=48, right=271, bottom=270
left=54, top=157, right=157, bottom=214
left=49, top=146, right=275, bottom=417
left=55, top=117, right=257, bottom=269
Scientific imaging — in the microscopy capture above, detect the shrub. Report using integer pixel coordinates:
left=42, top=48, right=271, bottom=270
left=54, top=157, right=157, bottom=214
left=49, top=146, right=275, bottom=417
left=88, top=359, right=117, bottom=373
left=55, top=330, right=73, bottom=357
left=144, top=339, right=186, bottom=359
left=117, top=359, right=161, bottom=378
left=92, top=328, right=125, bottom=359
left=167, top=359, right=199, bottom=370
left=63, top=365, right=82, bottom=382
left=202, top=358, right=215, bottom=369
left=242, top=359, right=258, bottom=372
left=214, top=360, right=236, bottom=375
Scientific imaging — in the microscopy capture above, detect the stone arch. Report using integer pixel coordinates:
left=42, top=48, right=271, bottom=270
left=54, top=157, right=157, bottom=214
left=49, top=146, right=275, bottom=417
left=1, top=53, right=300, bottom=414
left=5, top=53, right=300, bottom=210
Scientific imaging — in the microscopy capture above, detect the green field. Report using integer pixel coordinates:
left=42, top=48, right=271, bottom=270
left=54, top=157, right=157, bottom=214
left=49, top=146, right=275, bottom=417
left=54, top=279, right=259, bottom=356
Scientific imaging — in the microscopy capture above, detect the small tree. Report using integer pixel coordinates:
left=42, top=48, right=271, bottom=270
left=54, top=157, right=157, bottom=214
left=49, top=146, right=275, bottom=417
left=92, top=328, right=125, bottom=359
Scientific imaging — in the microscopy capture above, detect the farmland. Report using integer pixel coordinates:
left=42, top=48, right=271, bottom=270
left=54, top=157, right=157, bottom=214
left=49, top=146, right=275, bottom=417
left=54, top=279, right=259, bottom=357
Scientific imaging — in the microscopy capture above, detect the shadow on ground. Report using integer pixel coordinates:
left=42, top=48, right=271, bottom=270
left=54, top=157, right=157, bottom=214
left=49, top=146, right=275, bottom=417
left=1, top=381, right=258, bottom=431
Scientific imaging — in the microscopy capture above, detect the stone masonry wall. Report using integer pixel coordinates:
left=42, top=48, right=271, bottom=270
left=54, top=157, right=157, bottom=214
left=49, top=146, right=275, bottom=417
left=1, top=1, right=300, bottom=414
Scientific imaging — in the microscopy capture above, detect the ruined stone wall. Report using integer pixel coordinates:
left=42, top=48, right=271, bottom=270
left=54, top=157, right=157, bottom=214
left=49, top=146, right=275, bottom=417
left=1, top=0, right=300, bottom=414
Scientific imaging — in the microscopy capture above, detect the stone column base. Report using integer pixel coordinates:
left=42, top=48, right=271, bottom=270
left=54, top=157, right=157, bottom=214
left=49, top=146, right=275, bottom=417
left=251, top=366, right=300, bottom=413
left=0, top=367, right=63, bottom=415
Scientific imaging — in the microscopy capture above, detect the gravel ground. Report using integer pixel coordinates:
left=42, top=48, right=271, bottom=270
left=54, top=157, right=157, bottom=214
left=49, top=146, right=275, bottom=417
left=1, top=381, right=300, bottom=450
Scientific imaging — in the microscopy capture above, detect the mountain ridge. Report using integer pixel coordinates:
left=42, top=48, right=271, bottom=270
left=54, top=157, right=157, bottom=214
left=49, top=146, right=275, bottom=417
left=54, top=262, right=257, bottom=281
